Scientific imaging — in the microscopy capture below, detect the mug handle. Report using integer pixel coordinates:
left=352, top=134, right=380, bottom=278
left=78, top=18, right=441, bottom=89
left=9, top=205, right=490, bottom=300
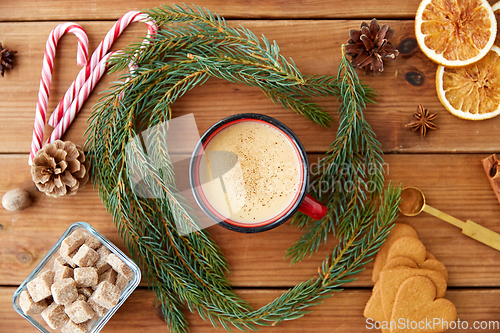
left=298, top=195, right=327, bottom=220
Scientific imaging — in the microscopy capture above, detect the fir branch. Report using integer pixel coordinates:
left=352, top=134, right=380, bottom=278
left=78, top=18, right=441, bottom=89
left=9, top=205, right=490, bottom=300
left=248, top=184, right=400, bottom=326
left=85, top=6, right=401, bottom=333
left=108, top=6, right=337, bottom=127
left=187, top=54, right=331, bottom=126
left=287, top=47, right=384, bottom=263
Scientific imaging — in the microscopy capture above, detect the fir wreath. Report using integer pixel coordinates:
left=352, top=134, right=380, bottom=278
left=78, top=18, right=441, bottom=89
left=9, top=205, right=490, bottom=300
left=85, top=5, right=401, bottom=333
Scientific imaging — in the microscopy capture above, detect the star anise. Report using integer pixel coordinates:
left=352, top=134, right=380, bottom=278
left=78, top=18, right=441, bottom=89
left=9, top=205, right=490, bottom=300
left=0, top=43, right=17, bottom=77
left=406, top=104, right=438, bottom=137
left=345, top=18, right=399, bottom=75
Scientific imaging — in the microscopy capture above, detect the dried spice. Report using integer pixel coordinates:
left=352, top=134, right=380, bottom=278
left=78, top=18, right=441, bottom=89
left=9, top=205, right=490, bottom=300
left=345, top=18, right=399, bottom=74
left=0, top=43, right=17, bottom=77
left=2, top=188, right=31, bottom=211
left=406, top=104, right=438, bottom=137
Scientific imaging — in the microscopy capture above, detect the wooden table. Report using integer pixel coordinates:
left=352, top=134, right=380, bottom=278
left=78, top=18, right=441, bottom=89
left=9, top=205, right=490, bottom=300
left=2, top=1, right=500, bottom=332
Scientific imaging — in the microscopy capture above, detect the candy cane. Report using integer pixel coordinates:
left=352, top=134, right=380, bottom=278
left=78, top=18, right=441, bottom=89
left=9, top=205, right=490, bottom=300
left=48, top=52, right=119, bottom=143
left=29, top=23, right=89, bottom=165
left=48, top=11, right=158, bottom=128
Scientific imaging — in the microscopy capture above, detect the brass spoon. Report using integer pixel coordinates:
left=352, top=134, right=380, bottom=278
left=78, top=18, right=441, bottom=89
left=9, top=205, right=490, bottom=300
left=399, top=187, right=500, bottom=252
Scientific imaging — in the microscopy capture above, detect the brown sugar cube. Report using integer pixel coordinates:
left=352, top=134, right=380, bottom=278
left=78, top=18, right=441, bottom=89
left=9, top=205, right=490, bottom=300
left=60, top=231, right=85, bottom=268
left=27, top=270, right=55, bottom=302
left=90, top=281, right=120, bottom=309
left=19, top=289, right=48, bottom=316
left=96, top=245, right=110, bottom=258
left=78, top=287, right=93, bottom=299
left=55, top=266, right=74, bottom=281
left=115, top=273, right=132, bottom=290
left=84, top=234, right=101, bottom=250
left=51, top=278, right=78, bottom=305
left=72, top=244, right=99, bottom=267
left=76, top=294, right=87, bottom=302
left=60, top=232, right=86, bottom=257
left=74, top=267, right=98, bottom=288
left=61, top=320, right=89, bottom=333
left=54, top=256, right=69, bottom=270
left=64, top=300, right=95, bottom=324
left=97, top=269, right=117, bottom=288
left=72, top=229, right=101, bottom=250
left=41, top=302, right=69, bottom=329
left=105, top=253, right=133, bottom=279
left=61, top=250, right=78, bottom=268
left=94, top=246, right=111, bottom=274
left=87, top=297, right=107, bottom=317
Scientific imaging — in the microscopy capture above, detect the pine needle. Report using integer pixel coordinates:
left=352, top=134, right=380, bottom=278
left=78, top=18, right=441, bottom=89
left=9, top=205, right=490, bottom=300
left=85, top=6, right=400, bottom=333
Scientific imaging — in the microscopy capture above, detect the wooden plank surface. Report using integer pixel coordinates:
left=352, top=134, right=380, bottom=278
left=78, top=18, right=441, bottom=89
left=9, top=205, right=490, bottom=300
left=2, top=287, right=500, bottom=332
left=1, top=0, right=497, bottom=21
left=3, top=1, right=500, bottom=332
left=0, top=1, right=423, bottom=21
left=3, top=20, right=500, bottom=155
left=3, top=154, right=500, bottom=288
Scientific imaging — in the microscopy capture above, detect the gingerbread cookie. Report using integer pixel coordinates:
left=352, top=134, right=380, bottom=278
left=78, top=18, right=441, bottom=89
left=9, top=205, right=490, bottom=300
left=382, top=256, right=418, bottom=271
left=366, top=259, right=418, bottom=330
left=420, top=259, right=449, bottom=283
left=364, top=281, right=385, bottom=323
left=372, top=223, right=419, bottom=282
left=391, top=276, right=457, bottom=333
left=365, top=258, right=418, bottom=326
left=387, top=237, right=426, bottom=266
left=379, top=268, right=447, bottom=321
left=366, top=225, right=455, bottom=332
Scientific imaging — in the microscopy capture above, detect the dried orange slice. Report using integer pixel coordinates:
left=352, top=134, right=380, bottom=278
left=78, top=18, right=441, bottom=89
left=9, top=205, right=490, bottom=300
left=415, top=0, right=496, bottom=67
left=493, top=1, right=500, bottom=46
left=436, top=46, right=500, bottom=120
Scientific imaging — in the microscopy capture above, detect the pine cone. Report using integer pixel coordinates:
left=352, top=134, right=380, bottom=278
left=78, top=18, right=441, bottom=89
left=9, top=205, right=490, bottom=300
left=345, top=19, right=399, bottom=75
left=31, top=140, right=90, bottom=198
left=0, top=43, right=17, bottom=77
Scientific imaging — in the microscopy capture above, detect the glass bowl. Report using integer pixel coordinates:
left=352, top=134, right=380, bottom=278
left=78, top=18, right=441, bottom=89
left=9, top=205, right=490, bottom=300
left=12, top=221, right=141, bottom=333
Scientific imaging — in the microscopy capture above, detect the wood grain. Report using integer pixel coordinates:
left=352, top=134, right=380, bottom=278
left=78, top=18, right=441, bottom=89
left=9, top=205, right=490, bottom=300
left=2, top=20, right=500, bottom=155
left=3, top=2, right=500, bottom=331
left=2, top=154, right=500, bottom=288
left=0, top=1, right=423, bottom=21
left=3, top=287, right=500, bottom=332
left=1, top=0, right=497, bottom=21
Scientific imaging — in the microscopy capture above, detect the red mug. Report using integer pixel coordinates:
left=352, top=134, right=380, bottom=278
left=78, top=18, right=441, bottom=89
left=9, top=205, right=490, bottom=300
left=189, top=113, right=327, bottom=233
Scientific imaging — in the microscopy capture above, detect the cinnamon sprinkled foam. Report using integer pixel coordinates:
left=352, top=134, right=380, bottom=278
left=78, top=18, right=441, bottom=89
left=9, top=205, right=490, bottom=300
left=199, top=121, right=301, bottom=224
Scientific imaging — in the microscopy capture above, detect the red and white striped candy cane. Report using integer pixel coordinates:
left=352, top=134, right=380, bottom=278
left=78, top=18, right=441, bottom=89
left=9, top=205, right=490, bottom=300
left=29, top=22, right=89, bottom=165
left=48, top=11, right=158, bottom=128
left=48, top=52, right=119, bottom=143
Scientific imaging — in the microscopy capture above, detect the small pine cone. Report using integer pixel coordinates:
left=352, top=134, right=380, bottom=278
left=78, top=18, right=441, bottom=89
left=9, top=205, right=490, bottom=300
left=345, top=18, right=399, bottom=75
left=31, top=140, right=90, bottom=198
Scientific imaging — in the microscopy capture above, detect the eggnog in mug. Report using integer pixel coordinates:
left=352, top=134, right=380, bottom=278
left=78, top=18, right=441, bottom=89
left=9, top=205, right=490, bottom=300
left=198, top=120, right=302, bottom=224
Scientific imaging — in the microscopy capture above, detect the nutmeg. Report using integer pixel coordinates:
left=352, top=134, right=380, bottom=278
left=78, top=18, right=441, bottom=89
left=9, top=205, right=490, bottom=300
left=2, top=188, right=32, bottom=212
